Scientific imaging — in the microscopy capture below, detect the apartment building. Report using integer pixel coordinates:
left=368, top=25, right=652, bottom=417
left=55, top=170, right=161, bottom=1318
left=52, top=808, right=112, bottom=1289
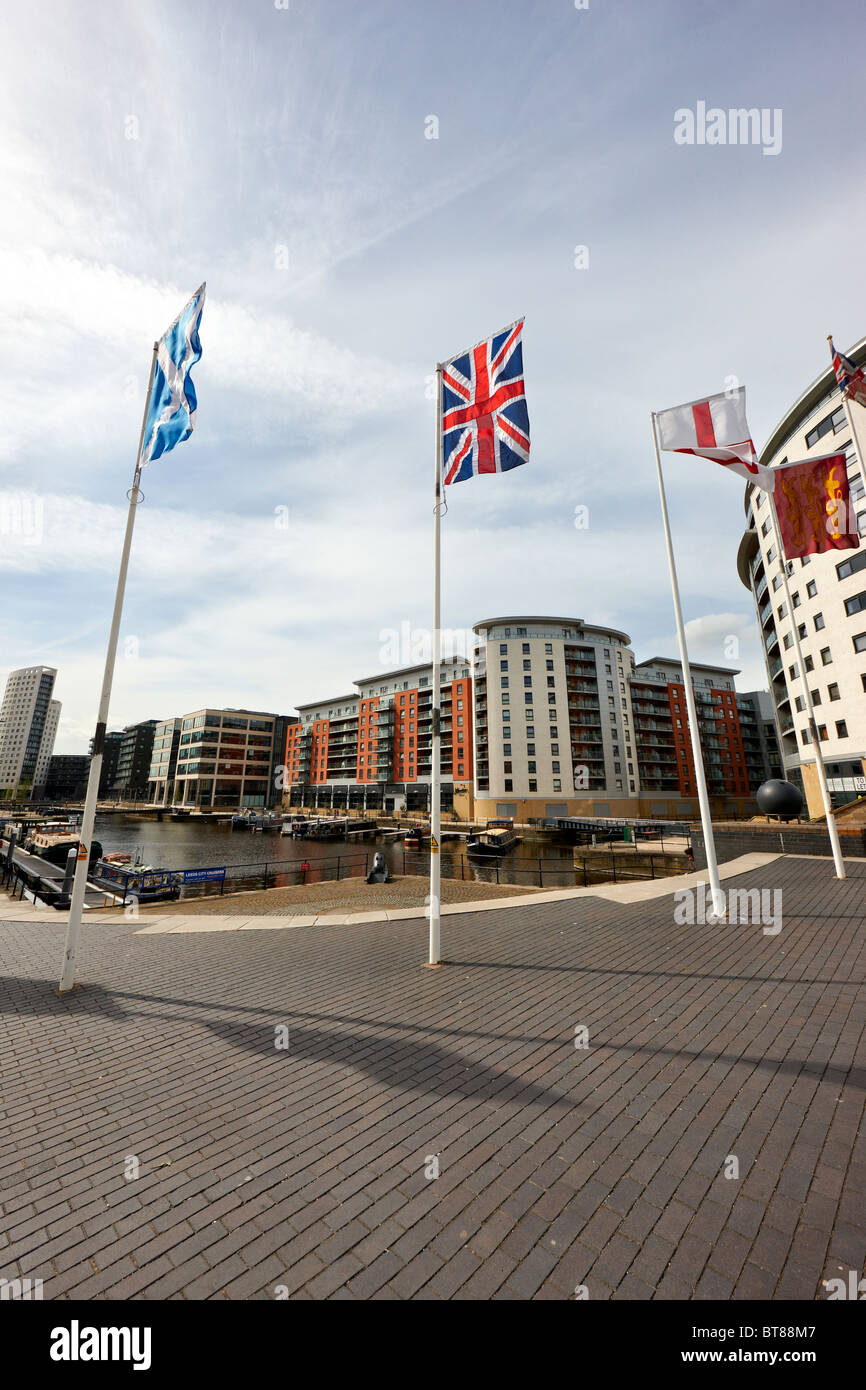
left=147, top=718, right=182, bottom=805
left=110, top=720, right=158, bottom=800
left=95, top=730, right=124, bottom=797
left=44, top=754, right=91, bottom=800
left=283, top=619, right=774, bottom=821
left=0, top=666, right=60, bottom=799
left=284, top=655, right=472, bottom=813
left=148, top=708, right=293, bottom=810
left=737, top=335, right=866, bottom=815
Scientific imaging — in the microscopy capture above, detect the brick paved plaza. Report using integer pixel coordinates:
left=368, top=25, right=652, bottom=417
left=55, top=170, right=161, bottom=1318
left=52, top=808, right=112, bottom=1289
left=0, top=854, right=864, bottom=1300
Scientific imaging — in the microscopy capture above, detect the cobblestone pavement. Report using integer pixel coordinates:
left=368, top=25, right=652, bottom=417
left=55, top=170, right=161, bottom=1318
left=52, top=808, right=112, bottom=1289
left=149, top=874, right=541, bottom=916
left=0, top=855, right=863, bottom=1300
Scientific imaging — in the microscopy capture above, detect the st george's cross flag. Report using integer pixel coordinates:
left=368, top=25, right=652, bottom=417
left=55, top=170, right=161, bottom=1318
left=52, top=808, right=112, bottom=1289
left=655, top=386, right=776, bottom=492
left=773, top=453, right=859, bottom=559
left=829, top=338, right=866, bottom=408
left=140, top=283, right=206, bottom=466
left=441, top=319, right=529, bottom=484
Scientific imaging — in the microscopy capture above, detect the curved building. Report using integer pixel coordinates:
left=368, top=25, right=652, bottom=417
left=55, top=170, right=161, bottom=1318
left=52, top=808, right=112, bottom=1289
left=737, top=337, right=866, bottom=815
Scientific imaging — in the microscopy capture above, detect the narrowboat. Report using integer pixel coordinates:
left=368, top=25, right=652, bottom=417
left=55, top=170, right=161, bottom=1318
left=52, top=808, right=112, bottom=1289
left=466, top=818, right=520, bottom=858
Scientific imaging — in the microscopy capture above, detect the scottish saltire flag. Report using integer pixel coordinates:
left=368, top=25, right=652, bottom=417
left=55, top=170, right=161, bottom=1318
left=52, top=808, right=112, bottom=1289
left=441, top=319, right=529, bottom=485
left=655, top=386, right=776, bottom=491
left=829, top=337, right=866, bottom=407
left=140, top=283, right=206, bottom=466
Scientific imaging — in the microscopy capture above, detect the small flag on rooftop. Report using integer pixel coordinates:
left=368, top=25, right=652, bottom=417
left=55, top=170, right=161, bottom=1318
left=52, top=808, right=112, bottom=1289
left=441, top=319, right=529, bottom=484
left=829, top=337, right=866, bottom=408
left=140, top=283, right=206, bottom=466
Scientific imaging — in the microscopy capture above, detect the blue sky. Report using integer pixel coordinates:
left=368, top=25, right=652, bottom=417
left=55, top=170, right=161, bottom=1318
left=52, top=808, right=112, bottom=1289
left=2, top=0, right=865, bottom=750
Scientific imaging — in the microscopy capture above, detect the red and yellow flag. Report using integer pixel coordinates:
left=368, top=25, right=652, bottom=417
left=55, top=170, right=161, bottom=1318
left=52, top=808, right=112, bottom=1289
left=774, top=452, right=859, bottom=559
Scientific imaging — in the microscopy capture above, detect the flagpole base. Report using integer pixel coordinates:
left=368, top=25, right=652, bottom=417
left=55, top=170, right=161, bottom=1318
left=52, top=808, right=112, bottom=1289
left=422, top=960, right=447, bottom=969
left=54, top=982, right=83, bottom=997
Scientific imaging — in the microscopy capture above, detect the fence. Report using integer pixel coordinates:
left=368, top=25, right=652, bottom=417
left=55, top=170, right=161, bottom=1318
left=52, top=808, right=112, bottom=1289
left=0, top=843, right=687, bottom=910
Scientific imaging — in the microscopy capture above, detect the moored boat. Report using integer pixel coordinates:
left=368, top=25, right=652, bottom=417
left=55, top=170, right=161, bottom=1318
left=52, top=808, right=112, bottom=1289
left=403, top=825, right=431, bottom=849
left=466, top=818, right=520, bottom=858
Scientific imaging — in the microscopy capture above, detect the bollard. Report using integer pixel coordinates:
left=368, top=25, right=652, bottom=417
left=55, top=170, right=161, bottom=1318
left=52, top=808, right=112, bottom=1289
left=61, top=845, right=77, bottom=901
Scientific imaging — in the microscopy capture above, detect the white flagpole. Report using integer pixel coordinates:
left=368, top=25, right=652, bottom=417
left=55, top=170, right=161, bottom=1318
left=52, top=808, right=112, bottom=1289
left=427, top=364, right=443, bottom=967
left=767, top=491, right=846, bottom=879
left=58, top=343, right=158, bottom=992
left=830, top=338, right=866, bottom=509
left=650, top=412, right=726, bottom=918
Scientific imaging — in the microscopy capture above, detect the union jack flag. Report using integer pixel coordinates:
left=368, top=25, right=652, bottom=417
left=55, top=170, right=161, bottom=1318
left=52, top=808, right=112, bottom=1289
left=441, top=319, right=529, bottom=485
left=830, top=337, right=866, bottom=408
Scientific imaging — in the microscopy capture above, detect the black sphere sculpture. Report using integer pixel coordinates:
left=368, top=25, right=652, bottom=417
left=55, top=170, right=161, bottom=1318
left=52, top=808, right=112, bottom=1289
left=755, top=779, right=803, bottom=821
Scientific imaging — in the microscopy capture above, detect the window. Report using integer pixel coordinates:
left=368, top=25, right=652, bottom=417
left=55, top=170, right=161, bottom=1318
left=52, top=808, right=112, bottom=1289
left=814, top=613, right=825, bottom=630
left=807, top=580, right=818, bottom=598
left=828, top=683, right=841, bottom=701
left=522, top=643, right=530, bottom=654
left=523, top=676, right=532, bottom=687
left=761, top=518, right=771, bottom=536
left=503, top=744, right=511, bottom=756
left=524, top=692, right=533, bottom=704
left=523, top=659, right=531, bottom=671
left=798, top=624, right=807, bottom=639
left=503, top=761, right=512, bottom=774
left=553, top=779, right=561, bottom=792
left=805, top=405, right=845, bottom=448
left=546, top=659, right=554, bottom=671
left=527, top=744, right=535, bottom=756
left=810, top=690, right=821, bottom=706
left=545, top=643, right=552, bottom=654
left=499, top=643, right=507, bottom=654
left=805, top=655, right=814, bottom=672
left=783, top=634, right=793, bottom=650
left=504, top=779, right=512, bottom=792
left=501, top=677, right=509, bottom=688
left=767, top=545, right=777, bottom=563
left=821, top=647, right=833, bottom=665
left=526, top=726, right=535, bottom=737
left=777, top=603, right=787, bottom=620
left=772, top=574, right=782, bottom=592
left=528, top=780, right=537, bottom=792
left=819, top=726, right=828, bottom=741
left=836, top=550, right=866, bottom=581
left=836, top=720, right=849, bottom=738
left=854, top=633, right=866, bottom=653
left=500, top=660, right=508, bottom=671
left=844, top=590, right=866, bottom=616
left=795, top=696, right=805, bottom=713
left=792, top=592, right=801, bottom=608
left=552, top=761, right=560, bottom=774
